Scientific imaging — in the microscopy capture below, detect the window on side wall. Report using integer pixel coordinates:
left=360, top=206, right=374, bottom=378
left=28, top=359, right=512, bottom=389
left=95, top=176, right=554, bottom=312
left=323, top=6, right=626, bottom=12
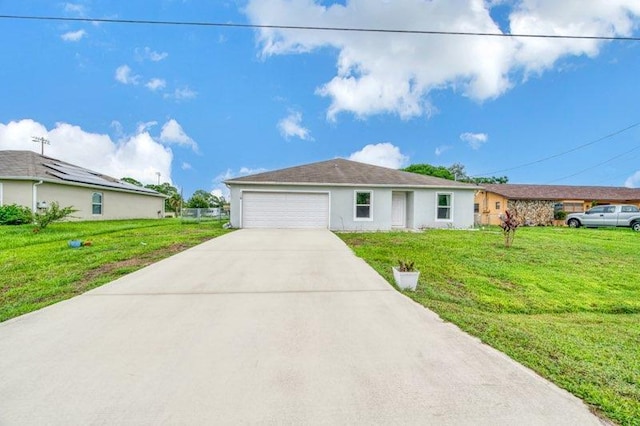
left=495, top=201, right=501, bottom=210
left=436, top=193, right=452, bottom=220
left=92, top=192, right=103, bottom=215
left=354, top=191, right=372, bottom=220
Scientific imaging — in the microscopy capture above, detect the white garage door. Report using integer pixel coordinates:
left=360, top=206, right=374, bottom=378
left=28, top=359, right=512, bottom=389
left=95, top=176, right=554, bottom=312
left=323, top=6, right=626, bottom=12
left=242, top=192, right=329, bottom=229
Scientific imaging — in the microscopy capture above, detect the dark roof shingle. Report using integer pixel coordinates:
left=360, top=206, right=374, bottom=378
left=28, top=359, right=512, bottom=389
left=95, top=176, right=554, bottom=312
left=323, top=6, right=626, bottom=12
left=225, top=158, right=479, bottom=189
left=482, top=184, right=640, bottom=201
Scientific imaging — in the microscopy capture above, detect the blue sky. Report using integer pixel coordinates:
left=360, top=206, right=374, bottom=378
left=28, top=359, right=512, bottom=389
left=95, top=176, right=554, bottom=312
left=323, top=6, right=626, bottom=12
left=1, top=1, right=639, bottom=198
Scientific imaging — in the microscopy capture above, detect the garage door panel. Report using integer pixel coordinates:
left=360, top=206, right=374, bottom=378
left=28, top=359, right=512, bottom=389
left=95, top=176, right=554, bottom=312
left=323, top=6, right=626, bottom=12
left=242, top=192, right=329, bottom=228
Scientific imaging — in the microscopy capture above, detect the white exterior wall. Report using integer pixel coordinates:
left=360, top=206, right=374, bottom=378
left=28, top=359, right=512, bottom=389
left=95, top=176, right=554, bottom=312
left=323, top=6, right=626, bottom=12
left=1, top=180, right=164, bottom=220
left=411, top=189, right=476, bottom=229
left=229, top=184, right=476, bottom=231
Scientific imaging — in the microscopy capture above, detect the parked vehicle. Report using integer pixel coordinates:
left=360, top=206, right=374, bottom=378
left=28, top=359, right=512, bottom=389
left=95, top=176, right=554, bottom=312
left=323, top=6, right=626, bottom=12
left=566, top=205, right=640, bottom=231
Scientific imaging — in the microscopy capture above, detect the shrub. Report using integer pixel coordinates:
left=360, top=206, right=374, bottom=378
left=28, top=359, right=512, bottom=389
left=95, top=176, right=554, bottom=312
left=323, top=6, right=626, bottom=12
left=0, top=204, right=33, bottom=225
left=554, top=210, right=567, bottom=220
left=499, top=209, right=519, bottom=248
left=33, top=202, right=77, bottom=230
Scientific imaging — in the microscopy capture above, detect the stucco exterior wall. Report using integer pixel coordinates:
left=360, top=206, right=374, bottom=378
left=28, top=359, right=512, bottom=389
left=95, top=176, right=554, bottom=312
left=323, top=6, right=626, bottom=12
left=475, top=190, right=508, bottom=226
left=1, top=180, right=164, bottom=220
left=229, top=184, right=476, bottom=231
left=0, top=180, right=33, bottom=208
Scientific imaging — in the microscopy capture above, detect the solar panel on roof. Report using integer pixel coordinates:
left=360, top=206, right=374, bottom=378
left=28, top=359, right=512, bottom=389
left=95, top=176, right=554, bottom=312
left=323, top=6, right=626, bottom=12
left=46, top=168, right=159, bottom=194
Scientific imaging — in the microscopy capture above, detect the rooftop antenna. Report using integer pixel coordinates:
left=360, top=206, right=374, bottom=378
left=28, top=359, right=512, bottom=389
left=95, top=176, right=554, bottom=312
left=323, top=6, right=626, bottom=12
left=32, top=136, right=50, bottom=155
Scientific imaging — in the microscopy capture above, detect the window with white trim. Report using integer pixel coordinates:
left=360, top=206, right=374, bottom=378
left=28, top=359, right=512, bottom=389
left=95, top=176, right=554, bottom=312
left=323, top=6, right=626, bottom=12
left=354, top=191, right=372, bottom=220
left=436, top=193, right=452, bottom=220
left=92, top=192, right=103, bottom=215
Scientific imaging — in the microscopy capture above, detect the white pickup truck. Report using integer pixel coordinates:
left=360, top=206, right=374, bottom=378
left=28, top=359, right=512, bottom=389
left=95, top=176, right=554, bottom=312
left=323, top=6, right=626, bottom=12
left=566, top=205, right=640, bottom=231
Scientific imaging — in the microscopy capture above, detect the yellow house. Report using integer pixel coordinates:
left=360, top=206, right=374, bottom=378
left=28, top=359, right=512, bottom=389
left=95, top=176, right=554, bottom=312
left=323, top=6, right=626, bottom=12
left=475, top=184, right=640, bottom=226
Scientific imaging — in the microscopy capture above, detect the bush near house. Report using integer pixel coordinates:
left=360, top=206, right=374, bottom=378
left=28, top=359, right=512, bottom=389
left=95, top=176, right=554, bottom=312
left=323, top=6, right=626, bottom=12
left=339, top=227, right=640, bottom=425
left=0, top=204, right=33, bottom=225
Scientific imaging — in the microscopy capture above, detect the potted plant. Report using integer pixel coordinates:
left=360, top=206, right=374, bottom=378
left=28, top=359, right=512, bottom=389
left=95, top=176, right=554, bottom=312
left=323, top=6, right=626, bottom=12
left=392, top=260, right=420, bottom=291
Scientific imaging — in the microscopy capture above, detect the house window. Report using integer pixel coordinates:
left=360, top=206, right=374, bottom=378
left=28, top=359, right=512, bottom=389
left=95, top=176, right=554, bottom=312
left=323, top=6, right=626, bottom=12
left=436, top=193, right=452, bottom=220
left=474, top=203, right=479, bottom=213
left=354, top=191, right=372, bottom=220
left=495, top=201, right=501, bottom=210
left=92, top=192, right=103, bottom=215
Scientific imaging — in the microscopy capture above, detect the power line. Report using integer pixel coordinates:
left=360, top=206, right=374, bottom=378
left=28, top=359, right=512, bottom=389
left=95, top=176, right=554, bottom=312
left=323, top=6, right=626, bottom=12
left=546, top=143, right=640, bottom=184
left=1, top=14, right=640, bottom=41
left=472, top=121, right=640, bottom=177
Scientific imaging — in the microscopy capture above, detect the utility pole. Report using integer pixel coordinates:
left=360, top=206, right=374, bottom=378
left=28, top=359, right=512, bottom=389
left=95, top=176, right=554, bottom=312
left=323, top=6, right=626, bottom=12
left=32, top=136, right=50, bottom=155
left=156, top=172, right=161, bottom=185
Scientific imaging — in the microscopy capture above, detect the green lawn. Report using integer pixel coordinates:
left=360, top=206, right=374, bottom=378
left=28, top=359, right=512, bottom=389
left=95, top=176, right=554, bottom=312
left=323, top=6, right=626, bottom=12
left=0, top=219, right=231, bottom=322
left=339, top=227, right=640, bottom=426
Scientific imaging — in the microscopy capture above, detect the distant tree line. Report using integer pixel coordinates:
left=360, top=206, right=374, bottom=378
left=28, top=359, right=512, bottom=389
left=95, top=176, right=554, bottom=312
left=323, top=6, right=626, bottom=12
left=402, top=163, right=508, bottom=184
left=120, top=177, right=226, bottom=215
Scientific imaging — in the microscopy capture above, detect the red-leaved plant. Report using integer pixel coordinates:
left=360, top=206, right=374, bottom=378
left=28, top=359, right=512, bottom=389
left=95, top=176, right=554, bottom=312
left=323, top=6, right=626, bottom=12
left=499, top=209, right=519, bottom=248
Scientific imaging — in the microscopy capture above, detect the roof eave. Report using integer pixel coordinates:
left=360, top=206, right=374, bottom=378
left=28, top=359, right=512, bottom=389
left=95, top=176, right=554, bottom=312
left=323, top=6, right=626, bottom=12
left=224, top=180, right=480, bottom=190
left=0, top=176, right=166, bottom=197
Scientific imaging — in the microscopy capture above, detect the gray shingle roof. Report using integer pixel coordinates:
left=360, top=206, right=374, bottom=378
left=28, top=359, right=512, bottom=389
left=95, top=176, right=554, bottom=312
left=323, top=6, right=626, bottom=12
left=0, top=150, right=162, bottom=196
left=482, top=184, right=640, bottom=201
left=225, top=158, right=480, bottom=189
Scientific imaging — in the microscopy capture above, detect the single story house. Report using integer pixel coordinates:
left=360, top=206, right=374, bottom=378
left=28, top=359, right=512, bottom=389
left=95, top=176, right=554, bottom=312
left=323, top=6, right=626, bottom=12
left=224, top=158, right=480, bottom=230
left=0, top=150, right=166, bottom=220
left=476, top=183, right=640, bottom=226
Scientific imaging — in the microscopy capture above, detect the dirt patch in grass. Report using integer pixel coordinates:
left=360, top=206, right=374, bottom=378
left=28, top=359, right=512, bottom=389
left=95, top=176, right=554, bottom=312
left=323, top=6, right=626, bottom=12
left=75, top=243, right=191, bottom=292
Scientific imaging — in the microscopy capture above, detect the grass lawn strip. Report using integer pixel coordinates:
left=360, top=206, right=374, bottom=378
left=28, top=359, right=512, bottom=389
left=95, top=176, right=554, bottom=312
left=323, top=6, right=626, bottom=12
left=0, top=219, right=231, bottom=322
left=339, top=227, right=640, bottom=426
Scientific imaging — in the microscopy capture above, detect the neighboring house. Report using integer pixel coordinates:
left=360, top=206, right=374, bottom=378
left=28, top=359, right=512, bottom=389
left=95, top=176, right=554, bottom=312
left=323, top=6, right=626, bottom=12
left=225, top=158, right=480, bottom=230
left=0, top=150, right=166, bottom=220
left=476, top=184, right=640, bottom=226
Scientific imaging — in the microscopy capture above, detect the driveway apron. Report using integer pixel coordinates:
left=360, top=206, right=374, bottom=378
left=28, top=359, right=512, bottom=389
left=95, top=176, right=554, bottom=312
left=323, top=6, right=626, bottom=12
left=0, top=229, right=603, bottom=425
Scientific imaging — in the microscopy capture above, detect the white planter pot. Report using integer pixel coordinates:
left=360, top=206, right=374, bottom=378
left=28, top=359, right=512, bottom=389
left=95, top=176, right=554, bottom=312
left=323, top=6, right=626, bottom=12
left=392, top=267, right=420, bottom=291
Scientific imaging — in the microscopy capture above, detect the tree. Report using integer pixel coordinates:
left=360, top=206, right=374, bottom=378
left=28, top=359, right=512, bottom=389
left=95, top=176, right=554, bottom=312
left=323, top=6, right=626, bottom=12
left=402, top=164, right=454, bottom=180
left=121, top=177, right=143, bottom=187
left=167, top=193, right=183, bottom=215
left=403, top=163, right=508, bottom=184
left=186, top=189, right=215, bottom=208
left=144, top=183, right=181, bottom=213
left=472, top=176, right=509, bottom=184
left=448, top=163, right=468, bottom=181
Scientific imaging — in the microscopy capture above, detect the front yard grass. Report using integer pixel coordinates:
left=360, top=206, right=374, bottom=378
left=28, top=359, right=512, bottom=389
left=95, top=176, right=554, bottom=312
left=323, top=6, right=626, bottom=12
left=339, top=227, right=640, bottom=425
left=0, top=219, right=231, bottom=322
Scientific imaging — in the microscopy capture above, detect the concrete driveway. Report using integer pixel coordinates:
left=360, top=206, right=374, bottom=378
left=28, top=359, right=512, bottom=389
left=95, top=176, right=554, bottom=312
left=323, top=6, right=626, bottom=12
left=0, top=229, right=603, bottom=425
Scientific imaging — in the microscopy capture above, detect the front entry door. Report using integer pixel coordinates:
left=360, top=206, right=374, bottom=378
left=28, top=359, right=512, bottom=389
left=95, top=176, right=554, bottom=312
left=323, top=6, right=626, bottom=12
left=392, top=192, right=406, bottom=228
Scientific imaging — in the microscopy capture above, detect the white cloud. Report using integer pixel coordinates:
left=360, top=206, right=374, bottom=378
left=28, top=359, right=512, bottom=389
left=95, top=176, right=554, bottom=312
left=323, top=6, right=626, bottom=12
left=61, top=29, right=86, bottom=42
left=435, top=145, right=452, bottom=156
left=164, top=87, right=197, bottom=101
left=245, top=0, right=640, bottom=120
left=136, top=47, right=169, bottom=62
left=348, top=143, right=409, bottom=169
left=63, top=3, right=86, bottom=16
left=460, top=132, right=488, bottom=150
left=159, top=119, right=199, bottom=152
left=145, top=78, right=167, bottom=91
left=181, top=162, right=192, bottom=170
left=212, top=167, right=268, bottom=198
left=625, top=171, right=640, bottom=188
left=277, top=111, right=313, bottom=140
left=136, top=121, right=158, bottom=134
left=114, top=65, right=140, bottom=85
left=0, top=119, right=172, bottom=186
